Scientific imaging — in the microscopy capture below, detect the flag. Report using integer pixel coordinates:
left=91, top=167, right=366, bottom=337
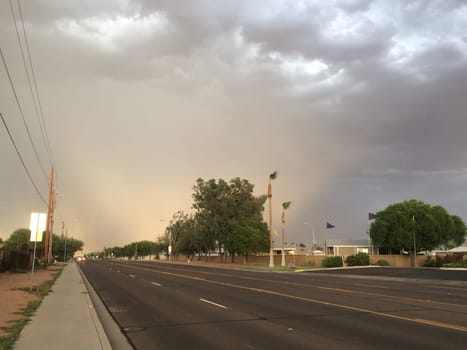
left=273, top=228, right=278, bottom=237
left=326, top=222, right=335, bottom=229
left=368, top=212, right=377, bottom=220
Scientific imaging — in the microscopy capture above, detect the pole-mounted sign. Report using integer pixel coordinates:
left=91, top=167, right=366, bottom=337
left=29, top=212, right=47, bottom=291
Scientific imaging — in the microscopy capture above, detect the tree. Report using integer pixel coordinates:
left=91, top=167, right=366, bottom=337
left=370, top=199, right=467, bottom=254
left=3, top=229, right=33, bottom=253
left=52, top=234, right=83, bottom=261
left=166, top=211, right=191, bottom=256
left=451, top=215, right=467, bottom=248
left=192, top=177, right=267, bottom=262
left=229, top=221, right=269, bottom=264
left=174, top=216, right=205, bottom=260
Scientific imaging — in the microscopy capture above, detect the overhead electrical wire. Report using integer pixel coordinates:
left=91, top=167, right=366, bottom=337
left=16, top=0, right=55, bottom=167
left=0, top=48, right=49, bottom=182
left=9, top=0, right=53, bottom=170
left=0, top=112, right=48, bottom=206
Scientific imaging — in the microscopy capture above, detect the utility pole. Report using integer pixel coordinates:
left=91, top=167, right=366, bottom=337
left=48, top=191, right=56, bottom=264
left=61, top=221, right=65, bottom=261
left=64, top=228, right=68, bottom=263
left=44, top=167, right=55, bottom=268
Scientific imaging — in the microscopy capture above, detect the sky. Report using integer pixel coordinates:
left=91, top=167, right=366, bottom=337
left=1, top=0, right=467, bottom=252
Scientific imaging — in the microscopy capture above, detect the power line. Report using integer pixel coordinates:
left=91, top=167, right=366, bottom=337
left=9, top=0, right=53, bottom=169
left=0, top=47, right=49, bottom=182
left=0, top=112, right=48, bottom=206
left=16, top=0, right=55, bottom=167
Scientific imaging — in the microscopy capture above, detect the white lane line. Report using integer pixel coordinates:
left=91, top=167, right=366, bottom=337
left=430, top=285, right=467, bottom=292
left=200, top=298, right=228, bottom=309
left=129, top=274, right=135, bottom=278
left=354, top=283, right=389, bottom=289
left=151, top=281, right=162, bottom=287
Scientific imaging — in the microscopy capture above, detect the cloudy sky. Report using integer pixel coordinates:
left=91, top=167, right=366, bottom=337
left=1, top=0, right=467, bottom=252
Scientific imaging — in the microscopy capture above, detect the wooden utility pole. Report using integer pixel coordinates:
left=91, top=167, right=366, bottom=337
left=48, top=191, right=55, bottom=264
left=44, top=167, right=55, bottom=268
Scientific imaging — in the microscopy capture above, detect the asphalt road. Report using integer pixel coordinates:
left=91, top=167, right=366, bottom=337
left=79, top=260, right=467, bottom=350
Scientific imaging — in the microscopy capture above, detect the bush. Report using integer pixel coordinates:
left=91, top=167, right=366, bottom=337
left=423, top=256, right=445, bottom=267
left=322, top=256, right=343, bottom=268
left=375, top=259, right=390, bottom=266
left=345, top=252, right=370, bottom=266
left=443, top=258, right=467, bottom=268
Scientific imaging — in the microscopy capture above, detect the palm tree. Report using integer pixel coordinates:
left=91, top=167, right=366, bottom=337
left=268, top=171, right=277, bottom=268
left=281, top=201, right=292, bottom=266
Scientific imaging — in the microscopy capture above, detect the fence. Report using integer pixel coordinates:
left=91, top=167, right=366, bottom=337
left=168, top=253, right=425, bottom=268
left=0, top=250, right=31, bottom=272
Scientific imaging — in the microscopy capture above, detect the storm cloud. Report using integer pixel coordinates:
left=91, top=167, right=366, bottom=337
left=1, top=0, right=466, bottom=252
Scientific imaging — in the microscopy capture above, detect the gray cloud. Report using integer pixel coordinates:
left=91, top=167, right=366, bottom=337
left=1, top=0, right=467, bottom=251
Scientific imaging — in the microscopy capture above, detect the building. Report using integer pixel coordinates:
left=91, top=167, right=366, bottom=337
left=325, top=238, right=377, bottom=256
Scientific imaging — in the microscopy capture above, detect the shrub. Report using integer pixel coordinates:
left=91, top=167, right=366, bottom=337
left=443, top=258, right=467, bottom=268
left=345, top=252, right=370, bottom=266
left=375, top=259, right=390, bottom=266
left=423, top=256, right=445, bottom=267
left=322, top=256, right=343, bottom=268
left=423, top=257, right=438, bottom=267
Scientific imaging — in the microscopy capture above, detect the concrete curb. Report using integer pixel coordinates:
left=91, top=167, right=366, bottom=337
left=77, top=263, right=133, bottom=350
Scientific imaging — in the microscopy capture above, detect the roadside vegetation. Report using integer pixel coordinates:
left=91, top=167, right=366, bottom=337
left=83, top=187, right=467, bottom=267
left=90, top=177, right=270, bottom=263
left=0, top=268, right=63, bottom=350
left=322, top=256, right=343, bottom=268
left=345, top=252, right=370, bottom=266
left=370, top=200, right=466, bottom=256
left=423, top=256, right=467, bottom=268
left=0, top=229, right=83, bottom=271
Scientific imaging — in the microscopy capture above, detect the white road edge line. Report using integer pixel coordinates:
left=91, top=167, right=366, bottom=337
left=151, top=281, right=162, bottom=287
left=129, top=274, right=135, bottom=278
left=200, top=298, right=228, bottom=309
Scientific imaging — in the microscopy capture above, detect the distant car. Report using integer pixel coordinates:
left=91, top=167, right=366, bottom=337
left=77, top=256, right=86, bottom=261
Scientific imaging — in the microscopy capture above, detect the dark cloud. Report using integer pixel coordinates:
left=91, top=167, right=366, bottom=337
left=1, top=0, right=467, bottom=250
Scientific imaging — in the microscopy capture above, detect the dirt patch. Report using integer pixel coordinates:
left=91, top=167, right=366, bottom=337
left=0, top=266, right=61, bottom=338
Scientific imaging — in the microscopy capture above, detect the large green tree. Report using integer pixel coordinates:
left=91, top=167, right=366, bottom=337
left=3, top=229, right=33, bottom=253
left=192, top=177, right=267, bottom=261
left=370, top=199, right=466, bottom=253
left=228, top=221, right=269, bottom=264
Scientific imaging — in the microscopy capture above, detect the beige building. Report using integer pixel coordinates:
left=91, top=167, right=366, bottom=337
left=325, top=239, right=377, bottom=256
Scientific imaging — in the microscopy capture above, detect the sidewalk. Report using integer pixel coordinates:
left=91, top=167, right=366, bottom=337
left=14, top=261, right=111, bottom=350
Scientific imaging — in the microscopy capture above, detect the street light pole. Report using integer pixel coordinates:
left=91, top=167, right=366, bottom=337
left=268, top=171, right=277, bottom=268
left=304, top=222, right=315, bottom=254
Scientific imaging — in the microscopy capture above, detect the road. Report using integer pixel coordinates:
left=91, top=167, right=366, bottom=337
left=79, top=260, right=467, bottom=349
